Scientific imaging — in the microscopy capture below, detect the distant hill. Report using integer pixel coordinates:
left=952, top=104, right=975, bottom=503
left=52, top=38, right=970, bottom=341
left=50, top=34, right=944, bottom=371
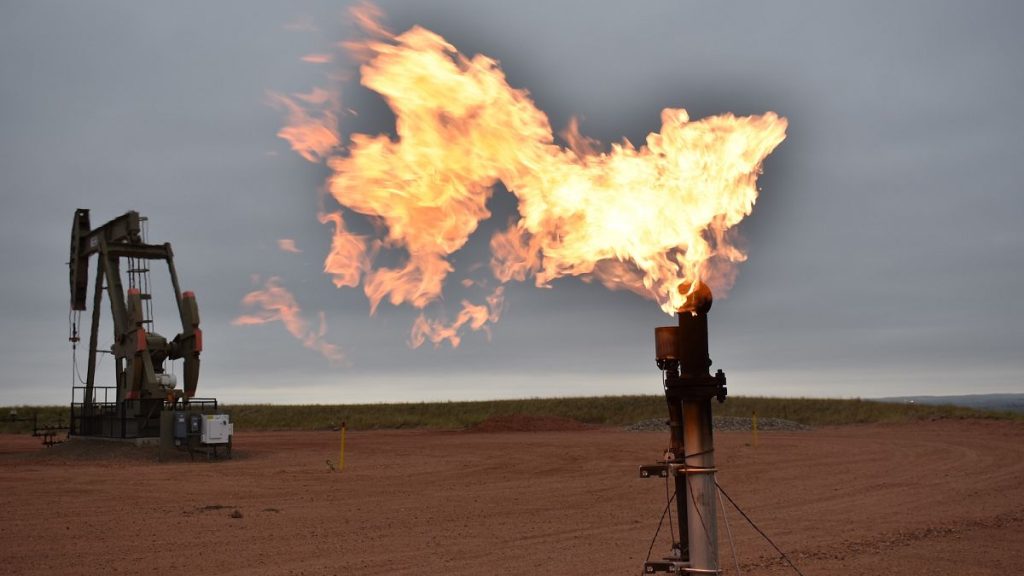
left=876, top=393, right=1024, bottom=413
left=3, top=395, right=1020, bottom=434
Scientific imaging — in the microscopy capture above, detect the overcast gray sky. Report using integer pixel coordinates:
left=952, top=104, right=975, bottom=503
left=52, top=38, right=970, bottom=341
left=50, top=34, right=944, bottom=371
left=2, top=1, right=1022, bottom=405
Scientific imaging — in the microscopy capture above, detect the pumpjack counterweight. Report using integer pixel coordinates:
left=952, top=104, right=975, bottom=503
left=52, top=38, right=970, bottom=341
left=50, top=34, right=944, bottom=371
left=642, top=283, right=727, bottom=575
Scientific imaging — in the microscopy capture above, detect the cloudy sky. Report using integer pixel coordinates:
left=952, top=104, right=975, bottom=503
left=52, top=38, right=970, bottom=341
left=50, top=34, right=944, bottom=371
left=2, top=1, right=1022, bottom=405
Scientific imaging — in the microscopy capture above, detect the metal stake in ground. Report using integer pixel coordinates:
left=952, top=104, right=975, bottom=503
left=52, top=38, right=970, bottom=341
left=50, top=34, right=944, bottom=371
left=641, top=282, right=727, bottom=575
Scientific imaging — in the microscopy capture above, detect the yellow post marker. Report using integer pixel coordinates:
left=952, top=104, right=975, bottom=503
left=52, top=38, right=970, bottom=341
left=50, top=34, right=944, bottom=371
left=339, top=421, right=347, bottom=473
left=752, top=410, right=759, bottom=447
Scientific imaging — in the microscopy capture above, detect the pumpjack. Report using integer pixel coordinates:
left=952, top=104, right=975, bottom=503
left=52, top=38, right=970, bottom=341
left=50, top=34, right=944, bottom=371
left=68, top=209, right=228, bottom=449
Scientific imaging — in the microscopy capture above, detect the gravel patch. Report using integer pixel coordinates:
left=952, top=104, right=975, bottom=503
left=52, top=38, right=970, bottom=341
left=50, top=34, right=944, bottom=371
left=625, top=416, right=810, bottom=432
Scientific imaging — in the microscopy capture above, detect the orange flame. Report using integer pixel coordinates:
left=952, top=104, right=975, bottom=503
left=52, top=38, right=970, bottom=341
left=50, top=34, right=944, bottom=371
left=267, top=89, right=340, bottom=163
left=277, top=238, right=302, bottom=253
left=410, top=286, right=505, bottom=348
left=301, top=53, right=333, bottom=64
left=233, top=276, right=346, bottom=365
left=273, top=6, right=787, bottom=348
left=318, top=211, right=368, bottom=289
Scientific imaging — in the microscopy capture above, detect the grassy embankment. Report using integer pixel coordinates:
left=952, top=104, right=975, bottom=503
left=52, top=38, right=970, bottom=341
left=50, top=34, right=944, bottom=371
left=2, top=395, right=1020, bottom=434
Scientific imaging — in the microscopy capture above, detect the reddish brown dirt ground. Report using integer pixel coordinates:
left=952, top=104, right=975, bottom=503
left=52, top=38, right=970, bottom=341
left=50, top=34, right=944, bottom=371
left=2, top=419, right=1022, bottom=575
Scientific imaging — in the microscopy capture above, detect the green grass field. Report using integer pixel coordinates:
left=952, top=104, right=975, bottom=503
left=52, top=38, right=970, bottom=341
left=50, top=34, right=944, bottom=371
left=2, top=395, right=1019, bottom=434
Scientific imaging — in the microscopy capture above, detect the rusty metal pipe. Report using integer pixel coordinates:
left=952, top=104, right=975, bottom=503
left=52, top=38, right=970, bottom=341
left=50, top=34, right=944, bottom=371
left=646, top=282, right=725, bottom=574
left=683, top=398, right=718, bottom=573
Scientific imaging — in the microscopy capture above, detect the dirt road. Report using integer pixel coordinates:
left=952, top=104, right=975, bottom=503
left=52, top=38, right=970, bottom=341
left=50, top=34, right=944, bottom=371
left=1, top=419, right=1021, bottom=575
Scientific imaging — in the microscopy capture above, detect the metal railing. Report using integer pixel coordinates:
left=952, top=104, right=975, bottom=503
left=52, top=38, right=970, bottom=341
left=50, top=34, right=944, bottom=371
left=71, top=387, right=221, bottom=439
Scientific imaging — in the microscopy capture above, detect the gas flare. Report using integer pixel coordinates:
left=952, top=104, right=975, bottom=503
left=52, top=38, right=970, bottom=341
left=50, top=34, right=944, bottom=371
left=267, top=89, right=340, bottom=163
left=410, top=286, right=505, bottom=348
left=233, top=276, right=345, bottom=365
left=277, top=238, right=302, bottom=253
left=274, top=5, right=787, bottom=348
left=301, top=53, right=333, bottom=64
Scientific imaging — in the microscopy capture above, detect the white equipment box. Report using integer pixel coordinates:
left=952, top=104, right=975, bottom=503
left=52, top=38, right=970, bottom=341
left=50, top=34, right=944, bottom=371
left=200, top=414, right=233, bottom=445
